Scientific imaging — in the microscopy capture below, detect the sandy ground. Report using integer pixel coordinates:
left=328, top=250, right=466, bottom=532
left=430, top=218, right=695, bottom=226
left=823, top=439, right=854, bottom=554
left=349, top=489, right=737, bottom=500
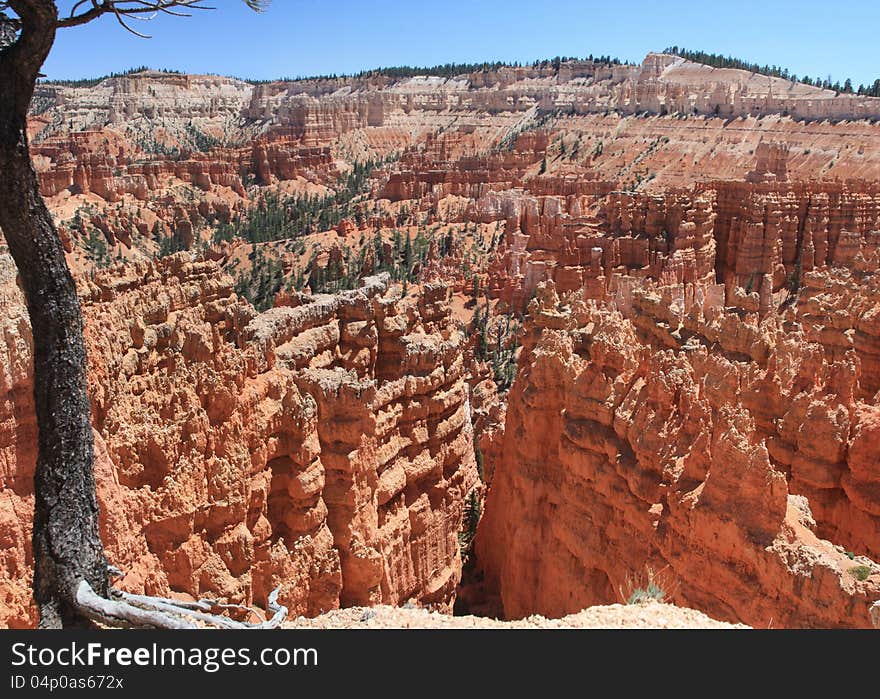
left=286, top=602, right=749, bottom=629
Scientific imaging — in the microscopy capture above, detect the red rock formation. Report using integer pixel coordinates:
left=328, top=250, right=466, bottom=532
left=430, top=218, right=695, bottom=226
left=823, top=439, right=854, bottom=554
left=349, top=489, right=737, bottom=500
left=480, top=186, right=716, bottom=312
left=476, top=281, right=880, bottom=627
left=0, top=256, right=477, bottom=628
left=479, top=177, right=880, bottom=321
left=709, top=180, right=880, bottom=293
left=746, top=142, right=790, bottom=183
left=34, top=129, right=334, bottom=200
left=378, top=131, right=550, bottom=202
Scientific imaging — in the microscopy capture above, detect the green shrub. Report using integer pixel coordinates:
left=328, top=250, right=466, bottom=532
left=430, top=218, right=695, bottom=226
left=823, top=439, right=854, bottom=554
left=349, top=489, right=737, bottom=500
left=84, top=228, right=109, bottom=268
left=626, top=582, right=666, bottom=605
left=621, top=565, right=675, bottom=605
left=848, top=565, right=872, bottom=582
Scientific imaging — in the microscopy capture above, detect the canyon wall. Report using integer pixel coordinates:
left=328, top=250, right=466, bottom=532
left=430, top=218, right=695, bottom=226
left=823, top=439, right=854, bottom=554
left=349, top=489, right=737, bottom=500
left=0, top=255, right=478, bottom=628
left=33, top=129, right=335, bottom=200
left=478, top=177, right=880, bottom=317
left=475, top=218, right=880, bottom=626
left=29, top=54, right=880, bottom=209
left=473, top=146, right=880, bottom=628
left=33, top=55, right=880, bottom=147
left=29, top=56, right=880, bottom=278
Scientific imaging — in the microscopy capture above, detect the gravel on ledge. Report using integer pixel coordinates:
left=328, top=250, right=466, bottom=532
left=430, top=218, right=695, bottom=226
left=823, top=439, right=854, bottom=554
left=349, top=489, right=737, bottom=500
left=286, top=602, right=749, bottom=629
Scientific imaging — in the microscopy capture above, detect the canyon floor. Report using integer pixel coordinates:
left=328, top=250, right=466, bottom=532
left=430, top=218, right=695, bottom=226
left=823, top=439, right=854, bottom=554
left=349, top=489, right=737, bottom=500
left=2, top=52, right=880, bottom=628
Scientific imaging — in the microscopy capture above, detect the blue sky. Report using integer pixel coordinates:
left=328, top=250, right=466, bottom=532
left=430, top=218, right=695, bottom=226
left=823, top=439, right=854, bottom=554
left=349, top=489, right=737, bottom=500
left=40, top=1, right=880, bottom=87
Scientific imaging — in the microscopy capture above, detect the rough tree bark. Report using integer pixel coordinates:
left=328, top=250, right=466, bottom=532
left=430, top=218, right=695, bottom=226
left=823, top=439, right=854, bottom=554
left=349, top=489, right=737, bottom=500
left=0, top=0, right=109, bottom=629
left=1, top=0, right=279, bottom=630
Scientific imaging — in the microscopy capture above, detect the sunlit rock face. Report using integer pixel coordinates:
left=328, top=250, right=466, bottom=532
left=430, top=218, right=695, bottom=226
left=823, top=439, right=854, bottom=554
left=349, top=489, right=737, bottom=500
left=0, top=256, right=478, bottom=627
left=476, top=224, right=880, bottom=627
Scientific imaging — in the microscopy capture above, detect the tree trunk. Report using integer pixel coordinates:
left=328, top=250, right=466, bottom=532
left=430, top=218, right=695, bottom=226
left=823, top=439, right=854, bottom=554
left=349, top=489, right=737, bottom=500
left=0, top=0, right=108, bottom=628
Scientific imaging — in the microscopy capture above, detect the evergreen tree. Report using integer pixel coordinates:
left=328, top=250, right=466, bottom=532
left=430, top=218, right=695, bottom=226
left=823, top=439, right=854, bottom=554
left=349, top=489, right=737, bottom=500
left=403, top=230, right=413, bottom=280
left=84, top=228, right=109, bottom=268
left=663, top=46, right=878, bottom=96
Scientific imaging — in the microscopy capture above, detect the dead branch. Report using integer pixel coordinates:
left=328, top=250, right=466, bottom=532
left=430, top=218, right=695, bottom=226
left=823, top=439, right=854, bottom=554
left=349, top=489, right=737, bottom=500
left=1, top=1, right=267, bottom=39
left=75, top=581, right=287, bottom=629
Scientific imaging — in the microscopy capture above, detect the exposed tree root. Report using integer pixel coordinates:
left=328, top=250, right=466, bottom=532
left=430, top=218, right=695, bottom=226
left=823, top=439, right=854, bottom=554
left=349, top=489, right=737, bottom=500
left=75, top=581, right=288, bottom=629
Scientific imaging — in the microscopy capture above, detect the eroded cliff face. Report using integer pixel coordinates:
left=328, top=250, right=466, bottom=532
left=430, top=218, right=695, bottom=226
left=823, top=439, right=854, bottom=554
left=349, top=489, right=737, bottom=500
left=454, top=138, right=880, bottom=628
left=477, top=178, right=880, bottom=322
left=33, top=129, right=335, bottom=202
left=28, top=55, right=880, bottom=289
left=31, top=55, right=880, bottom=148
left=0, top=255, right=478, bottom=628
left=30, top=55, right=880, bottom=230
left=475, top=242, right=880, bottom=627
